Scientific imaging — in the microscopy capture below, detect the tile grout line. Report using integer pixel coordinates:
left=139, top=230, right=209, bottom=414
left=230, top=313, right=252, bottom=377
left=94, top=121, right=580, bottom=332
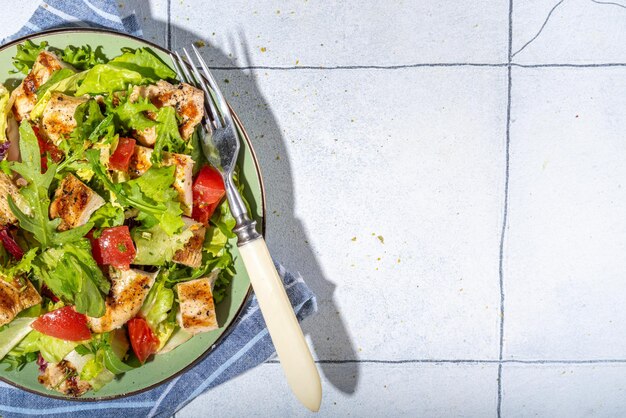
left=265, top=359, right=626, bottom=365
left=166, top=0, right=172, bottom=50
left=497, top=0, right=514, bottom=416
left=194, top=63, right=626, bottom=71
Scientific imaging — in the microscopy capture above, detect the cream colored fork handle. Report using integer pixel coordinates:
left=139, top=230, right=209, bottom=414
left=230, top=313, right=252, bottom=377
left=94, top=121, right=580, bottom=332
left=238, top=237, right=322, bottom=412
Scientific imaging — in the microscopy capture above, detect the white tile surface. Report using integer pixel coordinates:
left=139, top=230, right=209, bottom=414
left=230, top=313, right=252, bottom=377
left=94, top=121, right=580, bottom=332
left=178, top=362, right=499, bottom=418
left=204, top=65, right=507, bottom=361
left=170, top=0, right=509, bottom=66
left=504, top=67, right=626, bottom=360
left=512, top=0, right=626, bottom=64
left=501, top=363, right=626, bottom=417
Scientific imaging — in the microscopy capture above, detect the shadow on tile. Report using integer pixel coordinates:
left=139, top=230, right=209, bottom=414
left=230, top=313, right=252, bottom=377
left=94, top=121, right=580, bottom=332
left=123, top=0, right=361, bottom=396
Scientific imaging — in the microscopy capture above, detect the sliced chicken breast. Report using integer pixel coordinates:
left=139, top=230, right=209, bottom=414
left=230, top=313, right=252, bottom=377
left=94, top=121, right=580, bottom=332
left=0, top=172, right=29, bottom=227
left=172, top=217, right=206, bottom=268
left=87, top=268, right=157, bottom=333
left=130, top=80, right=204, bottom=142
left=50, top=173, right=105, bottom=231
left=40, top=93, right=88, bottom=145
left=10, top=51, right=67, bottom=122
left=176, top=273, right=219, bottom=334
left=128, top=145, right=194, bottom=216
left=38, top=360, right=90, bottom=397
left=0, top=277, right=42, bottom=327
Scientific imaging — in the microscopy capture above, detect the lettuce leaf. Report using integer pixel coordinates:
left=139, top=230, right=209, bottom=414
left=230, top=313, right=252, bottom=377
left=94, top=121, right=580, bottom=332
left=30, top=71, right=88, bottom=120
left=36, top=68, right=75, bottom=96
left=7, top=330, right=78, bottom=364
left=33, top=239, right=110, bottom=317
left=0, top=84, right=11, bottom=144
left=0, top=247, right=38, bottom=281
left=38, top=333, right=80, bottom=363
left=11, top=40, right=47, bottom=74
left=152, top=106, right=187, bottom=164
left=140, top=277, right=176, bottom=349
left=58, top=45, right=108, bottom=71
left=89, top=203, right=125, bottom=229
left=75, top=64, right=145, bottom=96
left=132, top=223, right=193, bottom=266
left=105, top=90, right=157, bottom=133
left=109, top=47, right=176, bottom=81
left=0, top=317, right=36, bottom=361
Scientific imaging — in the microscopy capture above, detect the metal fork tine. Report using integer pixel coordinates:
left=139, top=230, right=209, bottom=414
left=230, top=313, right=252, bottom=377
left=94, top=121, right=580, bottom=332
left=191, top=44, right=234, bottom=128
left=174, top=51, right=194, bottom=85
left=169, top=53, right=185, bottom=82
left=183, top=47, right=222, bottom=130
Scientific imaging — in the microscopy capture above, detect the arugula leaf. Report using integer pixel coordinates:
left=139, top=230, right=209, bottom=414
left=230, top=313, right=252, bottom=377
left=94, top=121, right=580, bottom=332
left=33, top=239, right=110, bottom=317
left=11, top=40, right=47, bottom=74
left=71, top=99, right=105, bottom=141
left=8, top=121, right=92, bottom=248
left=109, top=47, right=176, bottom=81
left=152, top=106, right=186, bottom=164
left=58, top=45, right=108, bottom=71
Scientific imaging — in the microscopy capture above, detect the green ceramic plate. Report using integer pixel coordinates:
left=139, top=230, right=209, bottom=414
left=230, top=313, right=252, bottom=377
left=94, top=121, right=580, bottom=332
left=0, top=28, right=264, bottom=400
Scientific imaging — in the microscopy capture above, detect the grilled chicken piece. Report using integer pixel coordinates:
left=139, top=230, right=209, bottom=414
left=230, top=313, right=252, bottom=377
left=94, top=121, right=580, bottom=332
left=50, top=174, right=105, bottom=231
left=87, top=268, right=157, bottom=333
left=0, top=172, right=29, bottom=227
left=10, top=51, right=67, bottom=122
left=38, top=360, right=90, bottom=397
left=130, top=80, right=204, bottom=143
left=0, top=277, right=42, bottom=327
left=176, top=273, right=219, bottom=334
left=40, top=93, right=87, bottom=145
left=172, top=218, right=206, bottom=268
left=128, top=145, right=194, bottom=216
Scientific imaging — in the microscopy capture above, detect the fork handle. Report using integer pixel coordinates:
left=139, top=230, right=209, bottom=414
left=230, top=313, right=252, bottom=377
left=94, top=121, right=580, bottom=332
left=238, top=236, right=322, bottom=412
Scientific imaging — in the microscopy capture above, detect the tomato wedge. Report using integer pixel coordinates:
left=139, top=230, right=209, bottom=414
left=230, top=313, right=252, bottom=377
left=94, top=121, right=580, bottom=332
left=32, top=125, right=63, bottom=172
left=109, top=137, right=136, bottom=171
left=32, top=306, right=91, bottom=341
left=127, top=317, right=159, bottom=364
left=192, top=166, right=225, bottom=224
left=91, top=226, right=136, bottom=269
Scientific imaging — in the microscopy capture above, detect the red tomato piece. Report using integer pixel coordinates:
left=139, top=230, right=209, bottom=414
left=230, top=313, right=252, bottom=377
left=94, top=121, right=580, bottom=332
left=93, top=226, right=136, bottom=269
left=192, top=201, right=219, bottom=225
left=32, top=125, right=63, bottom=172
left=127, top=317, right=159, bottom=364
left=192, top=166, right=225, bottom=224
left=32, top=306, right=91, bottom=341
left=109, top=137, right=136, bottom=171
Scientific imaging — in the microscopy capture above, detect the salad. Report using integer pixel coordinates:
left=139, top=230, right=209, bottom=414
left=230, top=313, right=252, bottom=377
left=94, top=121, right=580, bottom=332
left=0, top=40, right=242, bottom=396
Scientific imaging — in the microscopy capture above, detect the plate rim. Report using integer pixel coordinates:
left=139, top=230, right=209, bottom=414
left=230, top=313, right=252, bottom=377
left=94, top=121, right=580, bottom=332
left=0, top=27, right=266, bottom=401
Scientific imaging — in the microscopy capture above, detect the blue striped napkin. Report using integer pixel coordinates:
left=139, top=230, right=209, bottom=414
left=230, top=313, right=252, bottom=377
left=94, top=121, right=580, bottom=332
left=0, top=1, right=317, bottom=417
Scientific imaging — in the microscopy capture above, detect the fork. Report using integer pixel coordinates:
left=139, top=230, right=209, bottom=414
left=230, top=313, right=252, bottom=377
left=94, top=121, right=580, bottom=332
left=170, top=46, right=322, bottom=412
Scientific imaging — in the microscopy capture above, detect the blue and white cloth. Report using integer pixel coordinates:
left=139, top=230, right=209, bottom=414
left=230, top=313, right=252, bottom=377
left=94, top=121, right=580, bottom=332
left=0, top=1, right=317, bottom=417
